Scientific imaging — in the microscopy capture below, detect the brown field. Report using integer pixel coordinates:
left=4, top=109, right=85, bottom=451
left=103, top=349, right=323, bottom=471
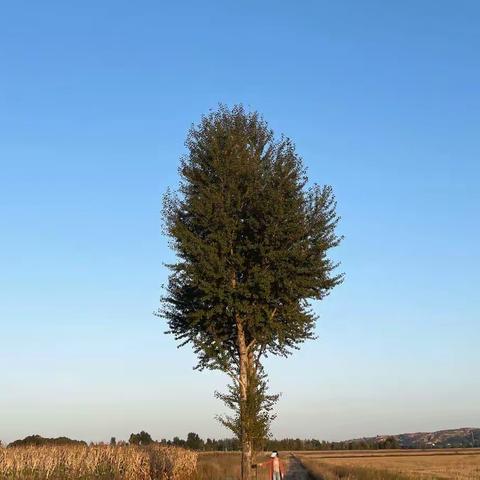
left=194, top=451, right=272, bottom=480
left=0, top=444, right=197, bottom=480
left=0, top=446, right=275, bottom=480
left=296, top=449, right=480, bottom=480
left=3, top=446, right=479, bottom=480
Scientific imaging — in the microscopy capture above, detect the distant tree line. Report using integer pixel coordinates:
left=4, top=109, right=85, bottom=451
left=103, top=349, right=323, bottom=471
left=162, top=434, right=240, bottom=451
left=265, top=436, right=400, bottom=451
left=7, top=435, right=87, bottom=448
left=128, top=432, right=400, bottom=451
left=7, top=432, right=478, bottom=450
left=4, top=433, right=240, bottom=451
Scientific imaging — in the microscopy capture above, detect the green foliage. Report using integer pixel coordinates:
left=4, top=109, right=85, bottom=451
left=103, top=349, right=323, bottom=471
left=379, top=437, right=399, bottom=449
left=128, top=431, right=153, bottom=446
left=171, top=436, right=185, bottom=447
left=186, top=432, right=205, bottom=450
left=216, top=365, right=279, bottom=451
left=265, top=438, right=402, bottom=451
left=8, top=435, right=87, bottom=448
left=160, top=104, right=343, bottom=371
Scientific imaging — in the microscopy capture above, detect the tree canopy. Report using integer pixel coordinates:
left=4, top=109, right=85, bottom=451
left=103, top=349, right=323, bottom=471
left=128, top=431, right=153, bottom=446
left=161, top=105, right=343, bottom=372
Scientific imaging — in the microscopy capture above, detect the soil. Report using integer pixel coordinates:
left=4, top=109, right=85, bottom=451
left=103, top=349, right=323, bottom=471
left=285, top=455, right=315, bottom=480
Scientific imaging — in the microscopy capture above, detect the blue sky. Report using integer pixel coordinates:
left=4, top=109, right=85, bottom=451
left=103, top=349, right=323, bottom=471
left=1, top=1, right=479, bottom=444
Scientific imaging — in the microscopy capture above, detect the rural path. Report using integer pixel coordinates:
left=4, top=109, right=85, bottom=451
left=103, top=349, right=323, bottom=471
left=284, top=455, right=314, bottom=480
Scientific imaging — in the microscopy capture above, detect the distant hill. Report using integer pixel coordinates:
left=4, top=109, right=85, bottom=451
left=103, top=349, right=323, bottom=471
left=363, top=427, right=480, bottom=449
left=8, top=435, right=87, bottom=448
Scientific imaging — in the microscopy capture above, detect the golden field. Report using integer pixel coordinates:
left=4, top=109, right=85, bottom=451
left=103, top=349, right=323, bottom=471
left=2, top=446, right=479, bottom=480
left=297, top=449, right=480, bottom=480
left=193, top=451, right=272, bottom=480
left=0, top=444, right=197, bottom=480
left=0, top=446, right=274, bottom=480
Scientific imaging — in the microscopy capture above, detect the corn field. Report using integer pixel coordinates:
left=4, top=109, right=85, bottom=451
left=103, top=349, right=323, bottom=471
left=0, top=444, right=197, bottom=480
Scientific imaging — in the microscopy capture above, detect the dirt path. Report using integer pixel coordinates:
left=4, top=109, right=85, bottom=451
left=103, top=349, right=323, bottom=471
left=285, top=455, right=315, bottom=480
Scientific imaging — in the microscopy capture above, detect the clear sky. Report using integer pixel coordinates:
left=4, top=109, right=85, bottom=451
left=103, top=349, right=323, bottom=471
left=1, top=1, right=479, bottom=445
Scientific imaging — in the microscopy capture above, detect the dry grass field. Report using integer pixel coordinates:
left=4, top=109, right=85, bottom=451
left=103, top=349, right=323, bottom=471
left=0, top=444, right=197, bottom=480
left=3, top=446, right=479, bottom=480
left=0, top=446, right=275, bottom=480
left=297, top=449, right=480, bottom=480
left=193, top=451, right=272, bottom=480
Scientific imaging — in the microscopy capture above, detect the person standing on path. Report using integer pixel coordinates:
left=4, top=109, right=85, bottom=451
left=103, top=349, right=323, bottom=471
left=258, top=451, right=285, bottom=480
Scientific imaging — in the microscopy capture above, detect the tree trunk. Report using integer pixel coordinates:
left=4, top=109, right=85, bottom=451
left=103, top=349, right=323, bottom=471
left=237, top=319, right=252, bottom=480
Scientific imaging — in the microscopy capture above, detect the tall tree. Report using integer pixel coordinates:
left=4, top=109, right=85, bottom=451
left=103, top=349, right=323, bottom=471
left=186, top=432, right=205, bottom=450
left=216, top=363, right=279, bottom=452
left=161, top=105, right=343, bottom=480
